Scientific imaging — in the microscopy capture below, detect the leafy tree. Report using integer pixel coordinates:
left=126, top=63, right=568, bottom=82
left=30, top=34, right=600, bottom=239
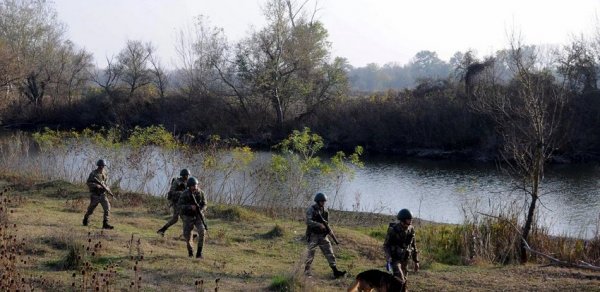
left=409, top=50, right=451, bottom=80
left=230, top=0, right=348, bottom=131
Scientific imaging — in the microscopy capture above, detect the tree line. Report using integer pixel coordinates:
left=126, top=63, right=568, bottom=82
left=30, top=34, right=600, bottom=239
left=1, top=0, right=600, bottom=162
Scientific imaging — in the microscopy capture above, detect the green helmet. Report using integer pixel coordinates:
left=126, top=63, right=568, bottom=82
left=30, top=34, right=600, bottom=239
left=180, top=169, right=191, bottom=177
left=96, top=159, right=106, bottom=166
left=187, top=177, right=199, bottom=187
left=314, top=192, right=327, bottom=202
left=397, top=209, right=413, bottom=220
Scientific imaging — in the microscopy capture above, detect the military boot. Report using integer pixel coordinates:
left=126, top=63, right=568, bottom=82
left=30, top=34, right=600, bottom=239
left=156, top=228, right=166, bottom=237
left=331, top=265, right=346, bottom=278
left=195, top=245, right=203, bottom=259
left=102, top=221, right=114, bottom=230
left=304, top=266, right=312, bottom=277
left=187, top=247, right=194, bottom=258
left=82, top=216, right=88, bottom=226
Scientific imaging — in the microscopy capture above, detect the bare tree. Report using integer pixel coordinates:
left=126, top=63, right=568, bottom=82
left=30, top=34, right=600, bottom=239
left=149, top=53, right=169, bottom=98
left=117, top=40, right=153, bottom=97
left=174, top=15, right=226, bottom=99
left=91, top=56, right=121, bottom=95
left=470, top=36, right=568, bottom=263
left=557, top=36, right=597, bottom=95
left=45, top=40, right=93, bottom=105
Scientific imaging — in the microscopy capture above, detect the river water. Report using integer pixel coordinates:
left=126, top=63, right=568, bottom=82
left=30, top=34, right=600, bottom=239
left=339, top=156, right=600, bottom=239
left=1, top=134, right=598, bottom=238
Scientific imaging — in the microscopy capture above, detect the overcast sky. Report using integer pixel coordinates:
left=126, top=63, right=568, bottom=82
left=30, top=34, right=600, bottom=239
left=54, top=0, right=600, bottom=68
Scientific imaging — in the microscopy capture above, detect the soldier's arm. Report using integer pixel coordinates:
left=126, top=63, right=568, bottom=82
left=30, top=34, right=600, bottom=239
left=169, top=179, right=179, bottom=193
left=411, top=231, right=419, bottom=262
left=383, top=225, right=394, bottom=260
left=198, top=191, right=207, bottom=211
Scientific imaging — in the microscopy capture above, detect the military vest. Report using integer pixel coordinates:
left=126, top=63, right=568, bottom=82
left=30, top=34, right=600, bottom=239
left=167, top=177, right=186, bottom=202
left=86, top=169, right=107, bottom=194
left=387, top=223, right=415, bottom=260
left=307, top=204, right=329, bottom=234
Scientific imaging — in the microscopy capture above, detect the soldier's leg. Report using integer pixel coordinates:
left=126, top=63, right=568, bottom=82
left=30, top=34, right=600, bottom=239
left=391, top=260, right=407, bottom=284
left=318, top=236, right=346, bottom=278
left=83, top=195, right=100, bottom=225
left=304, top=235, right=319, bottom=275
left=182, top=216, right=194, bottom=257
left=100, top=195, right=111, bottom=223
left=194, top=219, right=205, bottom=258
left=400, top=260, right=409, bottom=291
left=160, top=207, right=180, bottom=232
left=317, top=236, right=337, bottom=266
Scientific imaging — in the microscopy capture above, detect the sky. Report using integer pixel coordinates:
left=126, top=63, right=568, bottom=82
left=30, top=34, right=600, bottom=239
left=53, top=0, right=600, bottom=69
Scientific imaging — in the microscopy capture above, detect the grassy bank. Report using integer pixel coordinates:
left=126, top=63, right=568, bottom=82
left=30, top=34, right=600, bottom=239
left=0, top=174, right=599, bottom=291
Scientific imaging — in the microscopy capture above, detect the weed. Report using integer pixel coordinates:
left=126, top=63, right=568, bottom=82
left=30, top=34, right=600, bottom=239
left=269, top=274, right=294, bottom=291
left=64, top=197, right=87, bottom=212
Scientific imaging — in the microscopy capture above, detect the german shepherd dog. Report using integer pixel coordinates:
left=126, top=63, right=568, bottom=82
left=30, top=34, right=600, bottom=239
left=347, top=269, right=405, bottom=292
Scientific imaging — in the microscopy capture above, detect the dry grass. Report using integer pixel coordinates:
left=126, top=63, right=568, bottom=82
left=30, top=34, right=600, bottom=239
left=0, top=175, right=599, bottom=291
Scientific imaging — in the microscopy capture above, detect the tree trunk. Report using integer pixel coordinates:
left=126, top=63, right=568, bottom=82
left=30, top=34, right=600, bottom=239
left=520, top=194, right=538, bottom=263
left=520, top=144, right=543, bottom=264
left=272, top=88, right=284, bottom=131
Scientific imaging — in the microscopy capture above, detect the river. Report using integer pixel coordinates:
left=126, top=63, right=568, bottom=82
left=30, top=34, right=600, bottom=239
left=1, top=134, right=598, bottom=239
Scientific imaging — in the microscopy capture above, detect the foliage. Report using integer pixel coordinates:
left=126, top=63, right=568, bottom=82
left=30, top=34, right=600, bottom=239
left=268, top=274, right=295, bottom=291
left=266, top=127, right=362, bottom=209
left=127, top=125, right=180, bottom=150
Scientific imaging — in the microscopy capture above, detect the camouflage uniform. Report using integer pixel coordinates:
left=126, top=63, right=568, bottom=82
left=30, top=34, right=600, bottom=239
left=83, top=168, right=111, bottom=226
left=383, top=222, right=419, bottom=284
left=157, top=177, right=187, bottom=234
left=304, top=203, right=338, bottom=274
left=177, top=188, right=207, bottom=257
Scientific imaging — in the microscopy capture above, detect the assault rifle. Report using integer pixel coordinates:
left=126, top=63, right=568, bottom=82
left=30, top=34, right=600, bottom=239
left=92, top=177, right=116, bottom=199
left=190, top=192, right=208, bottom=231
left=316, top=212, right=339, bottom=244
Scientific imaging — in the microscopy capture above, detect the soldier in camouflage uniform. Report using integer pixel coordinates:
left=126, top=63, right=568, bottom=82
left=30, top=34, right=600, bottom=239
left=157, top=169, right=190, bottom=236
left=177, top=177, right=207, bottom=258
left=304, top=192, right=346, bottom=278
left=82, top=159, right=114, bottom=229
left=383, top=208, right=419, bottom=288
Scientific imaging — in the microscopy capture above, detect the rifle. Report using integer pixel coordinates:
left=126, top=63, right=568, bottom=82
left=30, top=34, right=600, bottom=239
left=316, top=212, right=339, bottom=244
left=190, top=192, right=208, bottom=231
left=92, top=177, right=116, bottom=199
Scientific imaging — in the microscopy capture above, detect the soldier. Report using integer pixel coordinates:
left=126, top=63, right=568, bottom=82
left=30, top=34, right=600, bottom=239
left=177, top=177, right=207, bottom=258
left=383, top=208, right=419, bottom=289
left=82, top=159, right=114, bottom=229
left=157, top=169, right=190, bottom=236
left=304, top=192, right=346, bottom=278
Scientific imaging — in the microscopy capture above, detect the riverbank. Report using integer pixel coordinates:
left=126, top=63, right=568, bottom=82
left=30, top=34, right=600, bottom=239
left=1, top=174, right=599, bottom=291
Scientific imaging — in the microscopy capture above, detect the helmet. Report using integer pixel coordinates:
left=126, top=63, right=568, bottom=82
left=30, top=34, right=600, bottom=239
left=96, top=159, right=106, bottom=166
left=314, top=192, right=327, bottom=202
left=187, top=177, right=199, bottom=187
left=180, top=169, right=191, bottom=176
left=397, top=209, right=413, bottom=220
